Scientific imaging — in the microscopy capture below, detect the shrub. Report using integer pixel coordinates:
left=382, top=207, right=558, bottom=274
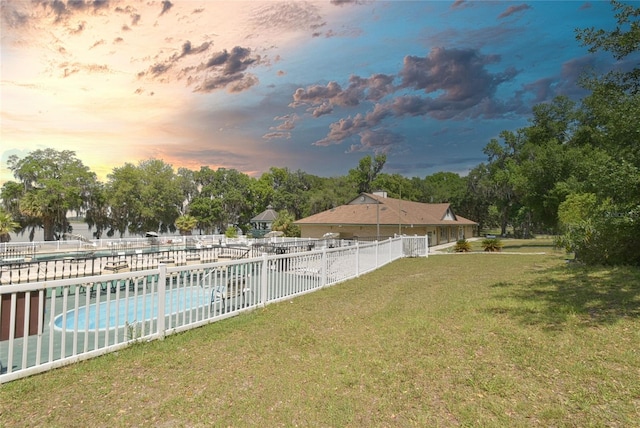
left=224, top=226, right=238, bottom=238
left=482, top=238, right=503, bottom=252
left=453, top=239, right=472, bottom=252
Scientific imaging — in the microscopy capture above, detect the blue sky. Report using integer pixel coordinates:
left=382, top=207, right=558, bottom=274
left=0, top=0, right=626, bottom=184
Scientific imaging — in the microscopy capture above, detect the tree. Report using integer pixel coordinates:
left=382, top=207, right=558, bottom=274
left=105, top=159, right=182, bottom=236
left=557, top=193, right=639, bottom=265
left=176, top=167, right=198, bottom=215
left=307, top=176, right=355, bottom=215
left=84, top=182, right=110, bottom=239
left=224, top=226, right=238, bottom=238
left=136, top=159, right=183, bottom=234
left=175, top=214, right=198, bottom=235
left=517, top=97, right=581, bottom=232
left=459, top=164, right=494, bottom=230
left=372, top=173, right=418, bottom=201
left=0, top=181, right=34, bottom=239
left=422, top=172, right=467, bottom=208
left=271, top=210, right=301, bottom=237
left=0, top=208, right=20, bottom=242
left=482, top=131, right=525, bottom=236
left=105, top=163, right=142, bottom=237
left=262, top=167, right=316, bottom=219
left=348, top=154, right=386, bottom=194
left=547, top=1, right=640, bottom=265
left=5, top=149, right=97, bottom=241
left=576, top=0, right=640, bottom=93
left=188, top=197, right=223, bottom=234
left=197, top=167, right=255, bottom=232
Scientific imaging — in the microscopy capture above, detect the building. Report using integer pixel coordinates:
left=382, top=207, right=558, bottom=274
left=250, top=205, right=278, bottom=237
left=294, top=192, right=477, bottom=246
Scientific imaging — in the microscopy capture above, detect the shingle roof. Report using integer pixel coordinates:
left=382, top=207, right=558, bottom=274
left=294, top=193, right=477, bottom=226
left=251, top=206, right=278, bottom=222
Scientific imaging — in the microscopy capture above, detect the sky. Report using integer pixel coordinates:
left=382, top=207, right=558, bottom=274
left=0, top=0, right=628, bottom=185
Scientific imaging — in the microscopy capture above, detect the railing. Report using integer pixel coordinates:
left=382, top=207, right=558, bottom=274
left=0, top=238, right=358, bottom=286
left=0, top=236, right=427, bottom=383
left=1, top=234, right=320, bottom=256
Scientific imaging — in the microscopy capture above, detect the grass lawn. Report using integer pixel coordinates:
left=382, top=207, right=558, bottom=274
left=1, top=239, right=639, bottom=427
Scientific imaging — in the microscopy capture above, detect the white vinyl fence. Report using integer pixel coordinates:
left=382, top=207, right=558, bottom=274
left=0, top=236, right=427, bottom=383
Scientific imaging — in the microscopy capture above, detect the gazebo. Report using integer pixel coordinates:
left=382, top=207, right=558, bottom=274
left=250, top=205, right=278, bottom=236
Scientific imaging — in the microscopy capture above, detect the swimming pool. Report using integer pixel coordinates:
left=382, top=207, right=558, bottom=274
left=53, top=286, right=217, bottom=331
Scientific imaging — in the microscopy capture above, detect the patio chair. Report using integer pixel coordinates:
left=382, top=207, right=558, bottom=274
left=210, top=270, right=251, bottom=313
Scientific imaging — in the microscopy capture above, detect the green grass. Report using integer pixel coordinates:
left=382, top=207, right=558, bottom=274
left=1, top=239, right=639, bottom=427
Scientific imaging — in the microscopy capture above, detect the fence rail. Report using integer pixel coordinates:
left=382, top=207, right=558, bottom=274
left=0, top=236, right=427, bottom=383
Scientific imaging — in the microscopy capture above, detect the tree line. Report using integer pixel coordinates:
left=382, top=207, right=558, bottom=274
left=1, top=1, right=638, bottom=265
left=0, top=150, right=391, bottom=242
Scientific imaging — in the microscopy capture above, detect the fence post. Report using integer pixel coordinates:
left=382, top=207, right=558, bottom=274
left=260, top=253, right=268, bottom=307
left=157, top=264, right=167, bottom=339
left=355, top=241, right=360, bottom=277
left=425, top=234, right=429, bottom=258
left=375, top=240, right=379, bottom=269
left=321, top=248, right=327, bottom=288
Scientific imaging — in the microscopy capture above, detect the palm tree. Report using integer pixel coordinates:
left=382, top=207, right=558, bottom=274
left=175, top=214, right=198, bottom=236
left=0, top=209, right=20, bottom=242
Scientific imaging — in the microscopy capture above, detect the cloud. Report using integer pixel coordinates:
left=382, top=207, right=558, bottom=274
left=204, top=46, right=257, bottom=75
left=271, top=114, right=298, bottom=131
left=311, top=102, right=333, bottom=117
left=59, top=61, right=111, bottom=78
left=451, top=0, right=467, bottom=9
left=347, top=129, right=403, bottom=154
left=160, top=1, right=173, bottom=16
left=139, top=42, right=264, bottom=93
left=497, top=4, right=532, bottom=19
left=378, top=51, right=517, bottom=121
left=291, top=81, right=345, bottom=108
left=295, top=47, right=520, bottom=149
left=250, top=2, right=325, bottom=33
left=89, top=39, right=105, bottom=49
left=291, top=73, right=395, bottom=116
left=263, top=131, right=291, bottom=140
left=190, top=46, right=261, bottom=92
left=29, top=0, right=110, bottom=24
left=1, top=7, right=30, bottom=28
left=175, top=40, right=212, bottom=60
left=67, top=1, right=110, bottom=12
left=69, top=20, right=86, bottom=34
left=149, top=62, right=171, bottom=76
left=399, top=47, right=517, bottom=114
left=330, top=0, right=371, bottom=5
left=517, top=55, right=596, bottom=103
left=314, top=113, right=370, bottom=146
left=195, top=73, right=259, bottom=93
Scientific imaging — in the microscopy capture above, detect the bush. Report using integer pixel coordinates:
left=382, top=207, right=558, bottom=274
left=224, top=226, right=238, bottom=238
left=453, top=239, right=472, bottom=252
left=482, top=238, right=503, bottom=252
left=557, top=196, right=640, bottom=266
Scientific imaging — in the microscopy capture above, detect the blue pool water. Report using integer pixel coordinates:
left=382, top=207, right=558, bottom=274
left=53, top=287, right=215, bottom=331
